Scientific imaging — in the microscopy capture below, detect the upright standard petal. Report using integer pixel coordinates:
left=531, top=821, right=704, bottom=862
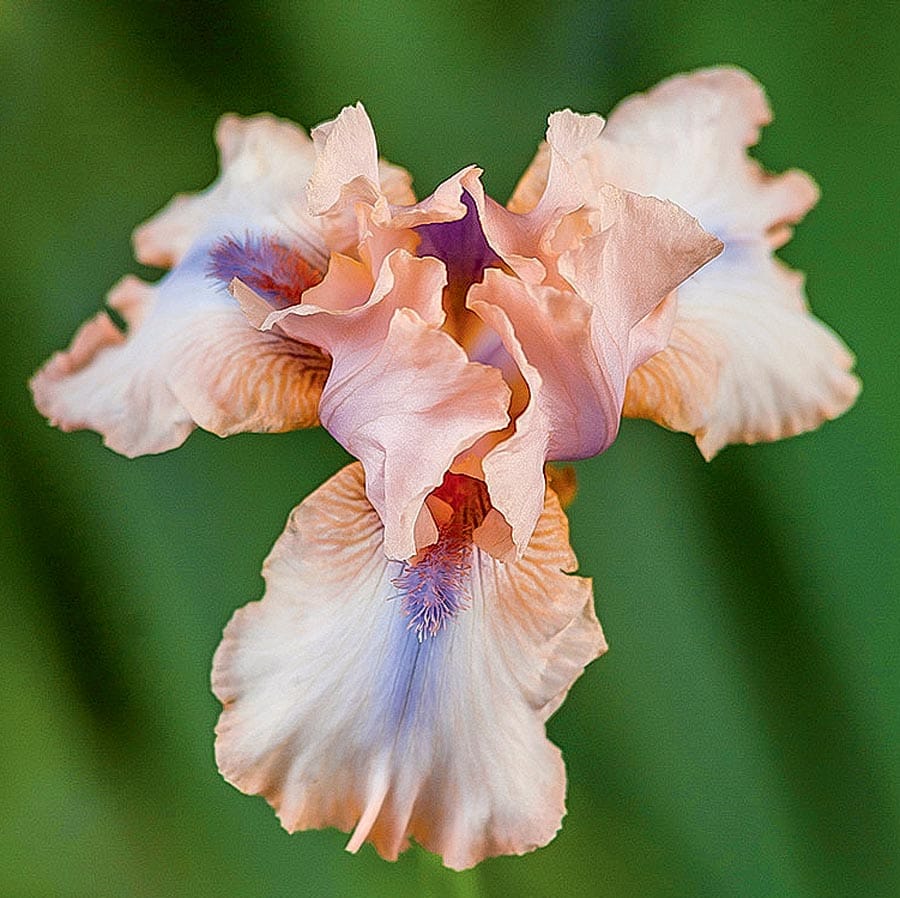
left=307, top=103, right=416, bottom=254
left=513, top=68, right=860, bottom=455
left=462, top=188, right=719, bottom=556
left=213, top=463, right=605, bottom=870
left=252, top=249, right=511, bottom=560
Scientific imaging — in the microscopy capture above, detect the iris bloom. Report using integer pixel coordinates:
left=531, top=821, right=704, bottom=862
left=32, top=68, right=859, bottom=869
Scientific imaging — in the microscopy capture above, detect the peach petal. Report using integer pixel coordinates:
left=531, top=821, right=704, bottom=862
left=470, top=272, right=610, bottom=556
left=252, top=250, right=511, bottom=559
left=305, top=104, right=416, bottom=255
left=212, top=462, right=605, bottom=869
left=625, top=246, right=860, bottom=458
left=31, top=254, right=330, bottom=456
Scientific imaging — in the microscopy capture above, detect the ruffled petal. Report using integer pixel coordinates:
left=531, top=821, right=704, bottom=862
left=509, top=69, right=818, bottom=248
left=623, top=245, right=860, bottom=458
left=561, top=66, right=862, bottom=451
left=31, top=251, right=330, bottom=456
left=133, top=113, right=329, bottom=271
left=252, top=250, right=511, bottom=560
left=589, top=67, right=819, bottom=246
left=470, top=112, right=607, bottom=286
left=306, top=103, right=416, bottom=254
left=469, top=270, right=612, bottom=556
left=558, top=185, right=722, bottom=381
left=212, top=462, right=604, bottom=870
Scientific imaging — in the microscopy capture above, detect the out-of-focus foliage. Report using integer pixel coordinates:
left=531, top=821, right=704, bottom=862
left=2, top=2, right=897, bottom=896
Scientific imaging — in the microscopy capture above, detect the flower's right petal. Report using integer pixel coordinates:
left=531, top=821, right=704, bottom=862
left=213, top=462, right=605, bottom=870
left=623, top=244, right=860, bottom=458
left=592, top=67, right=819, bottom=247
left=31, top=252, right=330, bottom=457
left=134, top=113, right=329, bottom=271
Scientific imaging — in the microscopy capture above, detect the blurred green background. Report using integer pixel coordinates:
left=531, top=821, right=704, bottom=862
left=2, top=2, right=898, bottom=896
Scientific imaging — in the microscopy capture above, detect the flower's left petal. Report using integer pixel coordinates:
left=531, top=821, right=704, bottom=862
left=134, top=113, right=329, bottom=271
left=31, top=254, right=330, bottom=456
left=624, top=245, right=860, bottom=458
left=212, top=462, right=605, bottom=870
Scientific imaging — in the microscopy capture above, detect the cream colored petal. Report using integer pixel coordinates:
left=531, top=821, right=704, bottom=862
left=212, top=463, right=605, bottom=870
left=31, top=253, right=329, bottom=457
left=307, top=103, right=382, bottom=216
left=133, top=113, right=328, bottom=271
left=625, top=245, right=860, bottom=458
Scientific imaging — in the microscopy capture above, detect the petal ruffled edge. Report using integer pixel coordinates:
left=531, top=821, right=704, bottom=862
left=624, top=248, right=860, bottom=458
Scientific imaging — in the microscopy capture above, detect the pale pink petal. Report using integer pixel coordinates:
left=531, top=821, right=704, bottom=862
left=31, top=254, right=330, bottom=456
left=254, top=250, right=511, bottom=560
left=464, top=192, right=718, bottom=554
left=307, top=103, right=382, bottom=216
left=212, top=462, right=604, bottom=870
left=624, top=245, right=860, bottom=458
left=469, top=271, right=611, bottom=556
left=305, top=104, right=416, bottom=255
left=557, top=185, right=722, bottom=404
left=133, top=114, right=329, bottom=271
left=470, top=112, right=606, bottom=286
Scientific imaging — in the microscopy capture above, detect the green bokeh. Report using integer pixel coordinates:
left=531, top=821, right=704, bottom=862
left=2, top=2, right=897, bottom=896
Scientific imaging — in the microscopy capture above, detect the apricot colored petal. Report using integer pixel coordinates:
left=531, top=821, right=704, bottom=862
left=306, top=104, right=416, bottom=254
left=472, top=113, right=606, bottom=285
left=133, top=113, right=329, bottom=271
left=31, top=254, right=329, bottom=457
left=256, top=250, right=510, bottom=559
left=624, top=245, right=860, bottom=458
left=212, top=463, right=604, bottom=870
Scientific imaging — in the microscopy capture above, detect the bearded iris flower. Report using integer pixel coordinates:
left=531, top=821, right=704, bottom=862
left=31, top=68, right=859, bottom=869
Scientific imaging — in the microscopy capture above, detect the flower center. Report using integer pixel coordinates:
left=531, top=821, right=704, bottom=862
left=392, top=473, right=490, bottom=640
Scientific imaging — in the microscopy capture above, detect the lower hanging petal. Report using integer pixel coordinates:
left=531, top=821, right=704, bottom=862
left=212, top=463, right=604, bottom=870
